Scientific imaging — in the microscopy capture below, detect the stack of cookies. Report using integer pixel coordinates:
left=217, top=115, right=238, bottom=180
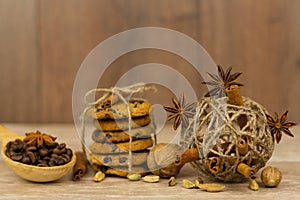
left=87, top=95, right=155, bottom=177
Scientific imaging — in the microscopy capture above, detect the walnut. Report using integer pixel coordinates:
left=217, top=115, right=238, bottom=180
left=261, top=166, right=282, bottom=187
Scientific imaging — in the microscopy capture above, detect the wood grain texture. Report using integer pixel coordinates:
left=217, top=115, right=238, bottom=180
left=102, top=0, right=205, bottom=105
left=0, top=124, right=299, bottom=200
left=0, top=0, right=40, bottom=122
left=0, top=0, right=299, bottom=122
left=39, top=0, right=130, bottom=122
left=198, top=0, right=300, bottom=119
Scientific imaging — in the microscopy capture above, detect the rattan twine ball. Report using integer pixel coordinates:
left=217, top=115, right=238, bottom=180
left=181, top=96, right=275, bottom=182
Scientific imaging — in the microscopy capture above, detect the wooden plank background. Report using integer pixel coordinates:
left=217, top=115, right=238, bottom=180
left=0, top=0, right=299, bottom=123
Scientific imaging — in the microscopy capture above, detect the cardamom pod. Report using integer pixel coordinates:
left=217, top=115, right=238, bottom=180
left=194, top=177, right=204, bottom=188
left=168, top=176, right=176, bottom=186
left=93, top=171, right=105, bottom=182
left=249, top=179, right=259, bottom=191
left=142, top=175, right=160, bottom=183
left=197, top=183, right=225, bottom=192
left=127, top=173, right=141, bottom=181
left=182, top=179, right=195, bottom=189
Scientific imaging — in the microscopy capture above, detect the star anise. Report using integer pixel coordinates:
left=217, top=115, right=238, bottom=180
left=266, top=111, right=297, bottom=144
left=202, top=65, right=243, bottom=97
left=23, top=131, right=57, bottom=148
left=163, top=94, right=196, bottom=130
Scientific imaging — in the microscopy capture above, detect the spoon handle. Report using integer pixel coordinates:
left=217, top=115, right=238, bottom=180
left=0, top=125, right=23, bottom=144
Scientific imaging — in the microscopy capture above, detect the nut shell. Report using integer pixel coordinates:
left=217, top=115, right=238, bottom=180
left=261, top=166, right=282, bottom=187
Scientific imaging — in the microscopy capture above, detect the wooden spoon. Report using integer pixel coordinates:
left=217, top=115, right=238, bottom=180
left=0, top=125, right=76, bottom=182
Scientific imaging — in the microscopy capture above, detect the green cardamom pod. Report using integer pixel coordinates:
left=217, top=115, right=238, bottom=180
left=182, top=179, right=195, bottom=189
left=249, top=179, right=259, bottom=191
left=194, top=177, right=203, bottom=188
left=93, top=171, right=105, bottom=182
left=127, top=173, right=141, bottom=181
left=198, top=183, right=225, bottom=192
left=142, top=175, right=160, bottom=183
left=168, top=176, right=176, bottom=186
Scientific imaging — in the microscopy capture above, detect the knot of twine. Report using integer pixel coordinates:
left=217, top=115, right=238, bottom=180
left=80, top=82, right=156, bottom=173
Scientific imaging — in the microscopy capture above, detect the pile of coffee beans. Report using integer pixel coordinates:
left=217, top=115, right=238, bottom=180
left=5, top=139, right=73, bottom=167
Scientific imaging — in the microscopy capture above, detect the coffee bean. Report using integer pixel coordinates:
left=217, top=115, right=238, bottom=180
left=11, top=154, right=23, bottom=161
left=22, top=156, right=31, bottom=164
left=52, top=148, right=60, bottom=155
left=15, top=140, right=24, bottom=149
left=39, top=148, right=49, bottom=157
left=15, top=139, right=23, bottom=143
left=22, top=143, right=28, bottom=150
left=6, top=141, right=12, bottom=149
left=11, top=144, right=19, bottom=151
left=26, top=151, right=37, bottom=164
left=61, top=154, right=70, bottom=162
left=60, top=148, right=67, bottom=154
left=48, top=161, right=55, bottom=166
left=66, top=148, right=72, bottom=157
left=6, top=137, right=73, bottom=167
left=43, top=156, right=51, bottom=162
left=37, top=163, right=48, bottom=167
left=51, top=154, right=59, bottom=158
left=58, top=143, right=66, bottom=149
left=26, top=146, right=37, bottom=152
left=55, top=157, right=65, bottom=165
left=34, top=152, right=40, bottom=161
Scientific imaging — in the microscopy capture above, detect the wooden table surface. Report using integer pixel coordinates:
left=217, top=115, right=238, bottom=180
left=0, top=124, right=299, bottom=200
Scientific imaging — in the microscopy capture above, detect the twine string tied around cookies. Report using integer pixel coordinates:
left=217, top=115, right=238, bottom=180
left=80, top=82, right=156, bottom=173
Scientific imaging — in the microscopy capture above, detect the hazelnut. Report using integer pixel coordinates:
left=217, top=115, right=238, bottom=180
left=261, top=166, right=282, bottom=187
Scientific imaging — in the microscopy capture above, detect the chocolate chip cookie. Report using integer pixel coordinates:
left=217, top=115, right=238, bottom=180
left=92, top=122, right=155, bottom=143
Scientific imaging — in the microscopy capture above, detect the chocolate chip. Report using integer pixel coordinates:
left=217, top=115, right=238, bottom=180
left=103, top=156, right=112, bottom=163
left=119, top=157, right=127, bottom=163
left=110, top=144, right=118, bottom=152
left=94, top=130, right=101, bottom=137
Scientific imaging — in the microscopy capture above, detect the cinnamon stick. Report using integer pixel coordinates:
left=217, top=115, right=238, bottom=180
left=226, top=85, right=248, bottom=128
left=226, top=85, right=243, bottom=106
left=208, top=157, right=221, bottom=174
left=237, top=137, right=248, bottom=156
left=72, top=151, right=88, bottom=181
left=179, top=148, right=200, bottom=166
left=237, top=163, right=256, bottom=180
